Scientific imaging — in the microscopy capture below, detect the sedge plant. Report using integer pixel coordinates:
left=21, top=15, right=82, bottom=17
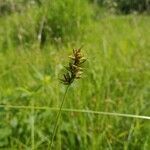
left=50, top=48, right=86, bottom=149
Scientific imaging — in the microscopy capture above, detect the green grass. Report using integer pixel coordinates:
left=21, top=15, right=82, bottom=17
left=0, top=5, right=150, bottom=150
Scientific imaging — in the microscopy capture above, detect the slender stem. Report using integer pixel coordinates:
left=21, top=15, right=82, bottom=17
left=31, top=99, right=35, bottom=150
left=50, top=85, right=70, bottom=149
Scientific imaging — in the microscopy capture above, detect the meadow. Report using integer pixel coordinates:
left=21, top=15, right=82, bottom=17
left=0, top=0, right=150, bottom=149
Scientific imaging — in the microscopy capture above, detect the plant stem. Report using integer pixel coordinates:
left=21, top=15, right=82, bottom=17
left=50, top=85, right=70, bottom=149
left=31, top=99, right=34, bottom=150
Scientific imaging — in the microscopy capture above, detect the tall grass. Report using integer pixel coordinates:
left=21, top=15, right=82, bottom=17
left=0, top=0, right=92, bottom=50
left=0, top=1, right=150, bottom=149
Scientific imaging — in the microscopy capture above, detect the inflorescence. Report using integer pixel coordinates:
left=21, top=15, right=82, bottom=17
left=60, top=48, right=86, bottom=85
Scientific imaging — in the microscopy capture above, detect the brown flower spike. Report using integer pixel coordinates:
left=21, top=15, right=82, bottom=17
left=60, top=48, right=86, bottom=85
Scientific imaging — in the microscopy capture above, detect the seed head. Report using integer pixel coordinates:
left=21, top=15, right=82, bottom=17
left=60, top=48, right=86, bottom=85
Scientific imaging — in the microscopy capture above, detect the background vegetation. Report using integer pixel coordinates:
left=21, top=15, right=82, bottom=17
left=0, top=0, right=150, bottom=149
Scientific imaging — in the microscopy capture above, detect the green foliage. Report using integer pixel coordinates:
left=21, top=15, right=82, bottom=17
left=0, top=0, right=41, bottom=16
left=0, top=0, right=92, bottom=49
left=0, top=6, right=41, bottom=51
left=38, top=0, right=91, bottom=44
left=104, top=0, right=150, bottom=14
left=0, top=1, right=150, bottom=149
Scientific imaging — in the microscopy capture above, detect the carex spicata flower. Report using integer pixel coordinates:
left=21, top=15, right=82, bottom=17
left=60, top=48, right=86, bottom=85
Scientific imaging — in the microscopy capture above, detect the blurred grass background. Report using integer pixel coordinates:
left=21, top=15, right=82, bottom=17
left=0, top=0, right=150, bottom=149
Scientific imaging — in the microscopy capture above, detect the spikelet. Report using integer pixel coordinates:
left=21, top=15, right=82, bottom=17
left=60, top=48, right=86, bottom=85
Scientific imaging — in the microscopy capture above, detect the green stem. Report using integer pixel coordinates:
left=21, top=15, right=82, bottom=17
left=50, top=85, right=70, bottom=149
left=31, top=99, right=34, bottom=150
